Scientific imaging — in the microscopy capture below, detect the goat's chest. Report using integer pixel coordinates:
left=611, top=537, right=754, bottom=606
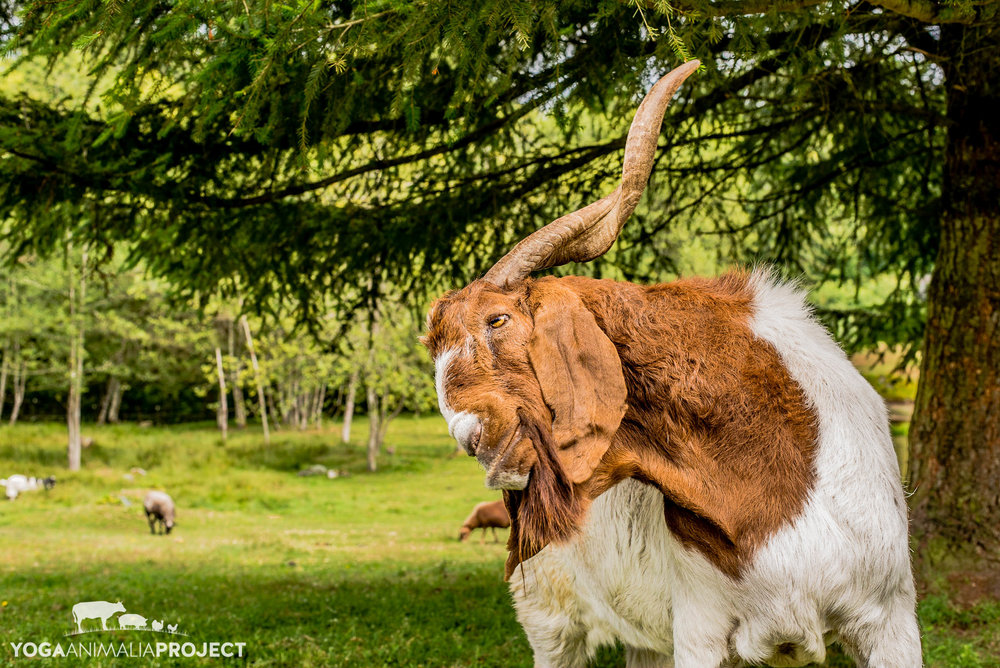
left=510, top=479, right=674, bottom=653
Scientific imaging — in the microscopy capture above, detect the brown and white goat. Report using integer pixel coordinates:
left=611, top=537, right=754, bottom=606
left=459, top=500, right=511, bottom=542
left=424, top=61, right=920, bottom=668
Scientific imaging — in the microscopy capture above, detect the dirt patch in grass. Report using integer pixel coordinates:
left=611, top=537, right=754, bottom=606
left=947, top=568, right=1000, bottom=609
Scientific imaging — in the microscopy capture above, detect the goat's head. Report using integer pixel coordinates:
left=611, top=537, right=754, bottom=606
left=424, top=61, right=699, bottom=566
left=424, top=277, right=630, bottom=489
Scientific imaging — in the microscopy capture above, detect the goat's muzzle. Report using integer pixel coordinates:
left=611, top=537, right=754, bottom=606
left=481, top=422, right=531, bottom=490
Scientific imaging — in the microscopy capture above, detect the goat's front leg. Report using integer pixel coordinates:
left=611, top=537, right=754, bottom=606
left=670, top=585, right=734, bottom=668
left=511, top=565, right=590, bottom=668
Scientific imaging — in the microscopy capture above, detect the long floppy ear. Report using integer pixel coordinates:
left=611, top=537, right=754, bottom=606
left=527, top=283, right=628, bottom=484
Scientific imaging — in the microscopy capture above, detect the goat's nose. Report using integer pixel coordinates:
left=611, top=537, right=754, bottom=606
left=449, top=413, right=483, bottom=455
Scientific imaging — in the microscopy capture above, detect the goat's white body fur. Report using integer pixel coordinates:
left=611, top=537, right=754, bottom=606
left=511, top=271, right=921, bottom=668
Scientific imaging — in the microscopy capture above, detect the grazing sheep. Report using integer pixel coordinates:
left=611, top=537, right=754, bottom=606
left=143, top=491, right=175, bottom=535
left=425, top=61, right=920, bottom=667
left=1, top=474, right=55, bottom=500
left=459, top=500, right=510, bottom=543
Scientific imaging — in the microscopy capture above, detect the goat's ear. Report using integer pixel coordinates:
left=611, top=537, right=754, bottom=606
left=527, top=283, right=627, bottom=484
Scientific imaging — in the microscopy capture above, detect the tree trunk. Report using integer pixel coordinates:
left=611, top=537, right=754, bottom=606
left=266, top=387, right=281, bottom=431
left=67, top=245, right=86, bottom=471
left=298, top=389, right=309, bottom=430
left=364, top=301, right=384, bottom=472
left=8, top=359, right=25, bottom=426
left=379, top=401, right=403, bottom=446
left=228, top=318, right=247, bottom=428
left=215, top=346, right=228, bottom=441
left=366, top=383, right=380, bottom=472
left=239, top=315, right=270, bottom=444
left=67, top=367, right=81, bottom=471
left=0, top=341, right=8, bottom=421
left=313, top=385, right=325, bottom=429
left=232, top=374, right=248, bottom=428
left=97, top=376, right=120, bottom=425
left=108, top=381, right=123, bottom=423
left=2, top=276, right=15, bottom=423
left=97, top=378, right=112, bottom=425
left=909, top=22, right=1000, bottom=557
left=341, top=370, right=359, bottom=443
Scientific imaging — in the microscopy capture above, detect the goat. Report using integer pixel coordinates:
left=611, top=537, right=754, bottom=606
left=143, top=490, right=175, bottom=535
left=423, top=60, right=920, bottom=668
left=459, top=500, right=511, bottom=543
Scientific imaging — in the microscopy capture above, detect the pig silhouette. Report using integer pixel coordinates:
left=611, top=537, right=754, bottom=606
left=117, top=614, right=147, bottom=630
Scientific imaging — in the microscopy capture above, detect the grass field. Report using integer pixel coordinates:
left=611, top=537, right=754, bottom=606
left=1, top=418, right=998, bottom=667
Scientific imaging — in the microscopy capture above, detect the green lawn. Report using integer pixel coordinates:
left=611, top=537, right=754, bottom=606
left=1, top=418, right=997, bottom=667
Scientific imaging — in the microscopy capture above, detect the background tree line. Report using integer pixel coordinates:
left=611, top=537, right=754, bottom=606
left=0, top=248, right=436, bottom=471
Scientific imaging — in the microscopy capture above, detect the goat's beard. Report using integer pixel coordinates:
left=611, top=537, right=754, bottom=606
left=502, top=409, right=589, bottom=580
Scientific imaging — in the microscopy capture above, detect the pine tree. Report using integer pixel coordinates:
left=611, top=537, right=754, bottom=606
left=2, top=0, right=998, bottom=556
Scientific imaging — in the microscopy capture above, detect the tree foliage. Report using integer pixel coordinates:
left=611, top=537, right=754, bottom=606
left=3, top=0, right=990, bottom=350
left=3, top=0, right=1000, bottom=548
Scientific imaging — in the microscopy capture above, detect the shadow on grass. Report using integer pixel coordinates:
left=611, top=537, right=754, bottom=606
left=4, top=558, right=875, bottom=668
left=224, top=438, right=442, bottom=476
left=11, top=555, right=997, bottom=667
left=3, top=560, right=546, bottom=667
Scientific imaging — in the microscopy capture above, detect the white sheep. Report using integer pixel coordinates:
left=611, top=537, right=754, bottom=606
left=1, top=474, right=56, bottom=500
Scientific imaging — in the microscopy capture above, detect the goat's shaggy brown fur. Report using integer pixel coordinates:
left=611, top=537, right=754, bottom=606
left=503, top=410, right=588, bottom=577
left=427, top=271, right=819, bottom=579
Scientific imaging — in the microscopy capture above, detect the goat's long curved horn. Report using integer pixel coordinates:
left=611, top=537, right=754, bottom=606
left=484, top=60, right=700, bottom=287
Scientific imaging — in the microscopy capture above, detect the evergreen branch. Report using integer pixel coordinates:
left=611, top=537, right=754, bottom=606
left=866, top=0, right=994, bottom=24
left=675, top=0, right=829, bottom=16
left=199, top=80, right=571, bottom=208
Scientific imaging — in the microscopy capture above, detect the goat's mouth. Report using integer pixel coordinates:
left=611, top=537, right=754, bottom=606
left=468, top=424, right=483, bottom=455
left=479, top=424, right=530, bottom=490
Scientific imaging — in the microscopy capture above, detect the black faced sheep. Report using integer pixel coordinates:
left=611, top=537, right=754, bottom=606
left=143, top=490, right=175, bottom=535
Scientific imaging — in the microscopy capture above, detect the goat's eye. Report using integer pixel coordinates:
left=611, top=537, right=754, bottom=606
left=488, top=314, right=510, bottom=329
